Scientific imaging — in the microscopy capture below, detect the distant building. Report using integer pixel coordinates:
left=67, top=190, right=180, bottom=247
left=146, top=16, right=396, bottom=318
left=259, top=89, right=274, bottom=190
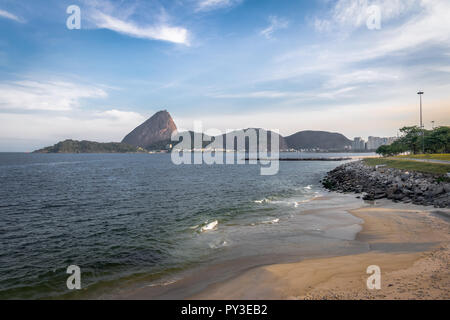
left=352, top=137, right=366, bottom=151
left=366, top=136, right=397, bottom=150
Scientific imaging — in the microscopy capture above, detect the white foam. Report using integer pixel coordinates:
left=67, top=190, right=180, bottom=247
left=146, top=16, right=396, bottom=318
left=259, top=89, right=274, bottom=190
left=208, top=240, right=229, bottom=249
left=200, top=220, right=218, bottom=232
left=146, top=278, right=179, bottom=287
left=262, top=218, right=280, bottom=224
left=254, top=198, right=271, bottom=204
left=294, top=195, right=322, bottom=207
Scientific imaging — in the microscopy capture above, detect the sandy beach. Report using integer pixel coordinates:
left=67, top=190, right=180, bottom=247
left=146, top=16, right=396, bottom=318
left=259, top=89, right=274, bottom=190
left=112, top=198, right=450, bottom=300
left=190, top=202, right=450, bottom=300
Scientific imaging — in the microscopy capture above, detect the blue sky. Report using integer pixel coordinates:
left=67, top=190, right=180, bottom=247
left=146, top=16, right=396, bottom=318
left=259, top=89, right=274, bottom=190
left=0, top=0, right=449, bottom=151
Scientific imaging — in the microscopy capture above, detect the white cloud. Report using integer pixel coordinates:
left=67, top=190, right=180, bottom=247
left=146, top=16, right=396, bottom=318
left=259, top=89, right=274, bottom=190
left=0, top=9, right=24, bottom=23
left=261, top=0, right=450, bottom=85
left=81, top=0, right=190, bottom=45
left=211, top=90, right=304, bottom=99
left=92, top=12, right=189, bottom=45
left=325, top=69, right=401, bottom=88
left=0, top=80, right=107, bottom=111
left=95, top=109, right=145, bottom=123
left=314, top=0, right=420, bottom=32
left=209, top=86, right=357, bottom=101
left=196, top=0, right=242, bottom=12
left=356, top=1, right=450, bottom=60
left=260, top=16, right=289, bottom=39
left=0, top=109, right=147, bottom=151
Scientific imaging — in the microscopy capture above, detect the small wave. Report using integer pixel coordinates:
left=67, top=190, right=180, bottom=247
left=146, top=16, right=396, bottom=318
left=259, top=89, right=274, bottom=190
left=304, top=185, right=313, bottom=190
left=295, top=199, right=310, bottom=207
left=294, top=195, right=322, bottom=207
left=200, top=220, right=218, bottom=233
left=208, top=239, right=229, bottom=249
left=262, top=218, right=280, bottom=224
left=254, top=198, right=271, bottom=204
left=146, top=278, right=179, bottom=287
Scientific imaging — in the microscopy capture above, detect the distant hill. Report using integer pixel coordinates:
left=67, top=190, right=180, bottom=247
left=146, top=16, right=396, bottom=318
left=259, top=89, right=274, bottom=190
left=285, top=130, right=352, bottom=150
left=34, top=111, right=354, bottom=153
left=122, top=110, right=177, bottom=150
left=217, top=128, right=288, bottom=151
left=170, top=129, right=287, bottom=151
left=33, top=140, right=145, bottom=153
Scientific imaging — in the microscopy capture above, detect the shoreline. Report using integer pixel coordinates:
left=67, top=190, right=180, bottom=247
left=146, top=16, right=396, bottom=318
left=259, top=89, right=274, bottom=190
left=111, top=197, right=450, bottom=300
left=189, top=201, right=450, bottom=300
left=322, top=160, right=450, bottom=208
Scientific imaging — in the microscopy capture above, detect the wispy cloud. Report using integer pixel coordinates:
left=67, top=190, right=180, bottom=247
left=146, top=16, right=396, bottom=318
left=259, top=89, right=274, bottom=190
left=93, top=12, right=189, bottom=45
left=210, top=86, right=356, bottom=101
left=314, top=0, right=420, bottom=32
left=0, top=80, right=107, bottom=111
left=263, top=0, right=450, bottom=84
left=83, top=0, right=190, bottom=45
left=211, top=90, right=304, bottom=99
left=356, top=1, right=450, bottom=61
left=324, top=69, right=400, bottom=88
left=260, top=16, right=289, bottom=39
left=0, top=9, right=24, bottom=23
left=196, top=0, right=242, bottom=12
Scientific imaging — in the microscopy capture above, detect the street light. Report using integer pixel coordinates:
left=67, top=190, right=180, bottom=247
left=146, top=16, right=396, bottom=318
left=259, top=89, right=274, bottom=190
left=417, top=91, right=424, bottom=153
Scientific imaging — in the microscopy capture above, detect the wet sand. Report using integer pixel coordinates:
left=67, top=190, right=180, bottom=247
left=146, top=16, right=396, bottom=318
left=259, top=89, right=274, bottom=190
left=191, top=203, right=450, bottom=300
left=113, top=199, right=450, bottom=300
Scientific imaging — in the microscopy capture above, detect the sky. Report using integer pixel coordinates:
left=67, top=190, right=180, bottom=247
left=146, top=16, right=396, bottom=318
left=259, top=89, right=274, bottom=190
left=0, top=0, right=449, bottom=151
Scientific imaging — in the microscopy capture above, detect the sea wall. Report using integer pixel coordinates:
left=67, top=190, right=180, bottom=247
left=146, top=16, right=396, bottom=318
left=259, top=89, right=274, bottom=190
left=322, top=161, right=450, bottom=208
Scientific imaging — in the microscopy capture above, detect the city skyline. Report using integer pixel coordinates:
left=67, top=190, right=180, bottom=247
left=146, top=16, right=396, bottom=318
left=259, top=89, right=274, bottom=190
left=0, top=0, right=449, bottom=151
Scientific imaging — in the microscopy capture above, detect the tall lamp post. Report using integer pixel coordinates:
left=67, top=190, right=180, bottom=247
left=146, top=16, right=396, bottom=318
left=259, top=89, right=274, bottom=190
left=417, top=91, right=424, bottom=153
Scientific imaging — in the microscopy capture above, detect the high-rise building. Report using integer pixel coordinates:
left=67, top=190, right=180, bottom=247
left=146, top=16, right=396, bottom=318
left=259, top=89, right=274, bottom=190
left=367, top=136, right=398, bottom=150
left=352, top=137, right=366, bottom=151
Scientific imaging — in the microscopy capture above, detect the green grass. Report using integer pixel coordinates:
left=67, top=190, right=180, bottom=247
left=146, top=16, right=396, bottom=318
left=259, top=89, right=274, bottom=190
left=363, top=158, right=450, bottom=175
left=394, top=154, right=450, bottom=161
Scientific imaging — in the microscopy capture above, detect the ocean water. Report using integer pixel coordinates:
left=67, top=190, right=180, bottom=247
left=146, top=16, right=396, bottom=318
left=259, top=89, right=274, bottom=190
left=0, top=152, right=372, bottom=299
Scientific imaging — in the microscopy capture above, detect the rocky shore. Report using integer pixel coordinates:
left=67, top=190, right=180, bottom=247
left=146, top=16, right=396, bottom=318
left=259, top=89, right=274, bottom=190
left=322, top=161, right=450, bottom=208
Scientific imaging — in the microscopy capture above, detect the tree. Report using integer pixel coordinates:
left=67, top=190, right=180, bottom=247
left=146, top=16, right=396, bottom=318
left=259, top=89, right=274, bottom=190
left=399, top=126, right=422, bottom=154
left=425, top=126, right=450, bottom=153
left=376, top=145, right=392, bottom=157
left=375, top=125, right=449, bottom=156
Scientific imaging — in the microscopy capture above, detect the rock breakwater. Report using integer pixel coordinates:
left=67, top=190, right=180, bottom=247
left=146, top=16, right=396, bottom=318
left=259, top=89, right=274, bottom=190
left=322, top=161, right=450, bottom=208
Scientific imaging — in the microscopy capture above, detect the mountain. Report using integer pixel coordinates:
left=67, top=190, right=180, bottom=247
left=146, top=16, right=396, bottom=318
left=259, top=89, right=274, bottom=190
left=285, top=130, right=352, bottom=150
left=215, top=128, right=288, bottom=151
left=34, top=110, right=354, bottom=153
left=33, top=140, right=145, bottom=153
left=122, top=110, right=177, bottom=150
left=170, top=129, right=287, bottom=151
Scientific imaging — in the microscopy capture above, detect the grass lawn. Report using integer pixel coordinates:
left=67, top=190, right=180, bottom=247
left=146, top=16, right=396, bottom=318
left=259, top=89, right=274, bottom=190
left=394, top=154, right=450, bottom=161
left=363, top=158, right=450, bottom=175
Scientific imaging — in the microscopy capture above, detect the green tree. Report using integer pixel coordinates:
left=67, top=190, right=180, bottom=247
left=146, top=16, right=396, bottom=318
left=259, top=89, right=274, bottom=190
left=399, top=126, right=423, bottom=154
left=376, top=126, right=449, bottom=156
left=425, top=126, right=450, bottom=153
left=376, top=145, right=392, bottom=157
